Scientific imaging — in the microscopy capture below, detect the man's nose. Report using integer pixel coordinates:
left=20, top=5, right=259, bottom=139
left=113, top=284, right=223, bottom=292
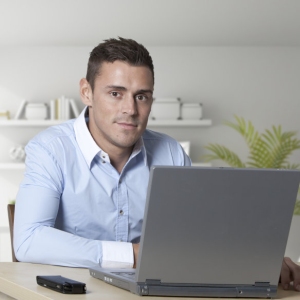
left=122, top=96, right=137, bottom=115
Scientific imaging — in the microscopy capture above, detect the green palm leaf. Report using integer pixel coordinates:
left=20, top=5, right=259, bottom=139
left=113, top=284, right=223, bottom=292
left=225, top=116, right=260, bottom=149
left=203, top=116, right=300, bottom=214
left=284, top=163, right=300, bottom=169
left=294, top=201, right=300, bottom=215
left=204, top=144, right=246, bottom=168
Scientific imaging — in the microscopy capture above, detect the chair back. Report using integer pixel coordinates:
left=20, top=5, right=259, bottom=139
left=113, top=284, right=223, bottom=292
left=7, top=204, right=18, bottom=262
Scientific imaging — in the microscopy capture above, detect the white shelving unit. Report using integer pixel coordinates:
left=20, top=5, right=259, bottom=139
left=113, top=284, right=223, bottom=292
left=0, top=119, right=212, bottom=127
left=0, top=120, right=63, bottom=127
left=0, top=162, right=212, bottom=170
left=0, top=118, right=212, bottom=170
left=0, top=163, right=25, bottom=170
left=148, top=119, right=212, bottom=127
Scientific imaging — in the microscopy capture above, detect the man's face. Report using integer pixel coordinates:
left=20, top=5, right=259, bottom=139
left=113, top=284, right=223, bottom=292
left=80, top=61, right=154, bottom=154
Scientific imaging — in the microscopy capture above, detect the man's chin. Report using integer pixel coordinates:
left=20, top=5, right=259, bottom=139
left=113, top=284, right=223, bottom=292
left=111, top=137, right=139, bottom=150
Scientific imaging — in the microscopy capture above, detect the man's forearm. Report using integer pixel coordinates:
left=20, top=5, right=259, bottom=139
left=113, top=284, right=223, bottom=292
left=15, top=189, right=135, bottom=268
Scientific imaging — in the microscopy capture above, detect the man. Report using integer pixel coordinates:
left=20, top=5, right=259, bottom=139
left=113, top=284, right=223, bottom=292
left=14, top=37, right=300, bottom=291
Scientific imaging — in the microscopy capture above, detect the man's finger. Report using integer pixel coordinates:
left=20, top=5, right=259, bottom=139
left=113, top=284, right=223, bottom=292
left=283, top=257, right=300, bottom=292
left=280, top=257, right=291, bottom=290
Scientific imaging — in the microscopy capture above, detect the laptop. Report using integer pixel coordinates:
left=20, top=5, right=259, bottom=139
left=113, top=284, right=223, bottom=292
left=89, top=166, right=300, bottom=298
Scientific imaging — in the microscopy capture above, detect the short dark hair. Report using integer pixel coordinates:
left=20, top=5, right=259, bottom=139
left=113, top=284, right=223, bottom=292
left=86, top=37, right=154, bottom=91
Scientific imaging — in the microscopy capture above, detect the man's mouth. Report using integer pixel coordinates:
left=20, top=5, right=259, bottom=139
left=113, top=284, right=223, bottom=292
left=116, top=122, right=138, bottom=129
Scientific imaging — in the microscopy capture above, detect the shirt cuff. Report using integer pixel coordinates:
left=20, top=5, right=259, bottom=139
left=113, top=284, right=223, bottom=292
left=101, top=241, right=134, bottom=268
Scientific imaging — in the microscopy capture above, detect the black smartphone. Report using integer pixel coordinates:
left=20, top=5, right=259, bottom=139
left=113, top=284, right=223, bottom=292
left=36, top=275, right=87, bottom=294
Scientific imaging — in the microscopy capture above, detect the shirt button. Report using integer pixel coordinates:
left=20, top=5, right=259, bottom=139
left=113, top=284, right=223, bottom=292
left=119, top=210, right=124, bottom=215
left=102, top=161, right=106, bottom=163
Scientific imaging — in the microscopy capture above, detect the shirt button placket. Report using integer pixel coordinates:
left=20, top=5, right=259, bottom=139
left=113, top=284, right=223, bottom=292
left=116, top=179, right=128, bottom=243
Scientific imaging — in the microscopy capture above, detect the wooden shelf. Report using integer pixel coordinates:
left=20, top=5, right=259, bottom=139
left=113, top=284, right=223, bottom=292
left=0, top=119, right=212, bottom=127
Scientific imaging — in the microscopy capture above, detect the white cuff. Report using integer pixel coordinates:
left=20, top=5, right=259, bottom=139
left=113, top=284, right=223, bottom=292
left=101, top=241, right=134, bottom=268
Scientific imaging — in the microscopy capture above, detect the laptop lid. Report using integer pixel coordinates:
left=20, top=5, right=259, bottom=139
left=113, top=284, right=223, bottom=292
left=136, top=166, right=300, bottom=287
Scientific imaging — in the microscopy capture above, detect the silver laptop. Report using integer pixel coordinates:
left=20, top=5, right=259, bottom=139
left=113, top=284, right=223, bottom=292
left=89, top=166, right=300, bottom=298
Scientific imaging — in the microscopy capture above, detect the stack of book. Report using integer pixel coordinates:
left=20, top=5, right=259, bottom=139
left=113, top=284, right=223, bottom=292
left=49, top=96, right=80, bottom=120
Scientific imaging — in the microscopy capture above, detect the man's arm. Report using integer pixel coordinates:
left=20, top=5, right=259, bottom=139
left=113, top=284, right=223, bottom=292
left=14, top=182, right=134, bottom=269
left=14, top=140, right=134, bottom=269
left=132, top=243, right=140, bottom=268
left=14, top=185, right=101, bottom=268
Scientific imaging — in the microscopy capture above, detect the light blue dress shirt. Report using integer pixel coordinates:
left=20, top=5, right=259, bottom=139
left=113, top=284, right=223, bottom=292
left=14, top=107, right=191, bottom=268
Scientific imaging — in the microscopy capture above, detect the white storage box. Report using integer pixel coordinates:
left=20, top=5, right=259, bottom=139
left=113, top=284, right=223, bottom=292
left=181, top=103, right=203, bottom=120
left=151, top=98, right=181, bottom=120
left=25, top=103, right=48, bottom=120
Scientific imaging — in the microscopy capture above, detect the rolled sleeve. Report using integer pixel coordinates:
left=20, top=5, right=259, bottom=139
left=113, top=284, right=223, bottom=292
left=101, top=241, right=134, bottom=268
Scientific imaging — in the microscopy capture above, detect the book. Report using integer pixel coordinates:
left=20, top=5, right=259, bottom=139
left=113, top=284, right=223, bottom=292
left=69, top=98, right=80, bottom=118
left=49, top=99, right=56, bottom=120
left=54, top=98, right=60, bottom=120
left=14, top=99, right=27, bottom=119
left=59, top=96, right=65, bottom=120
left=49, top=97, right=79, bottom=120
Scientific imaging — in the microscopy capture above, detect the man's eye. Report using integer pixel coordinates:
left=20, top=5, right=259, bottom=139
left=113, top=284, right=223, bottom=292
left=136, top=95, right=147, bottom=101
left=111, top=92, right=119, bottom=97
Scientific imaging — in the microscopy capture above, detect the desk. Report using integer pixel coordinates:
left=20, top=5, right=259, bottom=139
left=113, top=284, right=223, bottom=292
left=0, top=262, right=299, bottom=300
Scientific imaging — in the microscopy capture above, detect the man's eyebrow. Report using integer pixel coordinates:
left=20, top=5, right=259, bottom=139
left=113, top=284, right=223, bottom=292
left=135, top=89, right=153, bottom=95
left=105, top=85, right=127, bottom=91
left=105, top=86, right=153, bottom=94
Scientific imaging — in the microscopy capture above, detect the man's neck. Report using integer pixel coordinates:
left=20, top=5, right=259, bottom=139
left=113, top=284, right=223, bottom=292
left=108, top=146, right=133, bottom=174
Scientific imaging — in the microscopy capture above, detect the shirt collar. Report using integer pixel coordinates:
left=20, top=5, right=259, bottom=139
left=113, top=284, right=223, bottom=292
left=74, top=106, right=100, bottom=168
left=131, top=135, right=148, bottom=166
left=73, top=106, right=148, bottom=168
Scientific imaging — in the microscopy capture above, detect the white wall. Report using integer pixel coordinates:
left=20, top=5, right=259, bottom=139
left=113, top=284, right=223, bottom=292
left=1, top=46, right=300, bottom=260
left=1, top=46, right=300, bottom=163
left=151, top=47, right=300, bottom=163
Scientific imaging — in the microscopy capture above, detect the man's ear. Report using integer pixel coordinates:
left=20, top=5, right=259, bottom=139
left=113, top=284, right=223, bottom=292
left=79, top=78, right=93, bottom=106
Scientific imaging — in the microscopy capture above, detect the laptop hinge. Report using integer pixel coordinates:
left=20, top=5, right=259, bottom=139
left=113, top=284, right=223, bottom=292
left=145, top=279, right=161, bottom=285
left=254, top=281, right=271, bottom=287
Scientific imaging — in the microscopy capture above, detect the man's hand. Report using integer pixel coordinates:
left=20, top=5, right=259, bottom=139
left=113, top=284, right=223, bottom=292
left=280, top=257, right=300, bottom=291
left=132, top=243, right=140, bottom=268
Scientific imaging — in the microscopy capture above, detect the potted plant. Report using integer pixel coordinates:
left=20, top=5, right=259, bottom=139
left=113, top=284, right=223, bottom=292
left=204, top=116, right=300, bottom=261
